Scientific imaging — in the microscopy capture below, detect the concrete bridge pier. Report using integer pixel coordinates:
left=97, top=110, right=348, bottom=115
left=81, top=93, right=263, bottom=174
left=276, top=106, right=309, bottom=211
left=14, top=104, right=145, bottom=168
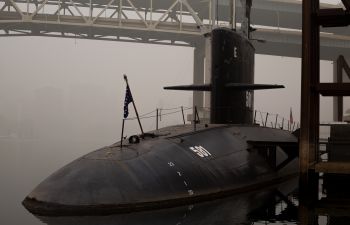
left=192, top=37, right=211, bottom=123
left=193, top=42, right=205, bottom=114
left=204, top=36, right=212, bottom=119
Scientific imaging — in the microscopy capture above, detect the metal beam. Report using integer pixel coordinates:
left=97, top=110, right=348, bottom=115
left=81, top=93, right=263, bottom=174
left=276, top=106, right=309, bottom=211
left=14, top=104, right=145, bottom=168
left=317, top=83, right=350, bottom=96
left=318, top=8, right=350, bottom=27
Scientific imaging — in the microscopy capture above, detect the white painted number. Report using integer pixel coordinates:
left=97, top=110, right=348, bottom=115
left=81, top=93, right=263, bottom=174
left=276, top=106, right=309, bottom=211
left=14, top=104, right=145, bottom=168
left=189, top=146, right=212, bottom=158
left=234, top=46, right=238, bottom=58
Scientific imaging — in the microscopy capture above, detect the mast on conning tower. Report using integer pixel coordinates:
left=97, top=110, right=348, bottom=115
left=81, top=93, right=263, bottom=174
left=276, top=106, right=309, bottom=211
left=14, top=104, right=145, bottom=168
left=229, top=0, right=236, bottom=30
left=239, top=0, right=252, bottom=39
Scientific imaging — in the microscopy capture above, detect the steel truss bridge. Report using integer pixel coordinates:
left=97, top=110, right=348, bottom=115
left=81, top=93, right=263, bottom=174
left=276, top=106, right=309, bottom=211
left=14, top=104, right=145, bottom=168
left=1, top=0, right=350, bottom=108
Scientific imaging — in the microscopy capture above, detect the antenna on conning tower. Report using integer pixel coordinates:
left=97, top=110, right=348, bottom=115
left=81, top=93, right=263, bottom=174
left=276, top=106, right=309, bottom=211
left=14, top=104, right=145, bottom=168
left=239, top=0, right=252, bottom=39
left=226, top=0, right=252, bottom=37
left=229, top=0, right=236, bottom=30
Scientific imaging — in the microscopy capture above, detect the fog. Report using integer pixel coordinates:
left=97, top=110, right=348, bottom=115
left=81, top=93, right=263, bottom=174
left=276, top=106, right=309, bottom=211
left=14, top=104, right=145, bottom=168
left=0, top=37, right=193, bottom=143
left=0, top=30, right=347, bottom=225
left=0, top=36, right=345, bottom=145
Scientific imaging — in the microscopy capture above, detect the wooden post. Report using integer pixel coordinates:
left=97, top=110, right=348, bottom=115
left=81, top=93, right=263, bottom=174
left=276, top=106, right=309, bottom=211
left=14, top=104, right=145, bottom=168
left=300, top=0, right=320, bottom=177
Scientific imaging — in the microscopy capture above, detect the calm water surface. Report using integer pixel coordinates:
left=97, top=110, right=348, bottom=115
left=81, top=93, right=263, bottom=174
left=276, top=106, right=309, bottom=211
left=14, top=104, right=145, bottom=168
left=0, top=138, right=343, bottom=225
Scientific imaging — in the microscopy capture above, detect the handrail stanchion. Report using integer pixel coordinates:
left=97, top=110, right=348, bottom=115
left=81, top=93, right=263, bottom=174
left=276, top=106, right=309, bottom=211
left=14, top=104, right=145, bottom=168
left=181, top=106, right=186, bottom=125
left=281, top=118, right=284, bottom=130
left=194, top=106, right=198, bottom=131
left=275, top=114, right=278, bottom=128
left=264, top=113, right=269, bottom=127
left=156, top=108, right=159, bottom=130
left=254, top=110, right=257, bottom=124
left=260, top=111, right=264, bottom=126
left=288, top=120, right=290, bottom=131
left=195, top=107, right=200, bottom=124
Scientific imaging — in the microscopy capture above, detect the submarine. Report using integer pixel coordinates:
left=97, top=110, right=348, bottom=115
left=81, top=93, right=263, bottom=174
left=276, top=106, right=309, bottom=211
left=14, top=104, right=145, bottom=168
left=22, top=26, right=299, bottom=216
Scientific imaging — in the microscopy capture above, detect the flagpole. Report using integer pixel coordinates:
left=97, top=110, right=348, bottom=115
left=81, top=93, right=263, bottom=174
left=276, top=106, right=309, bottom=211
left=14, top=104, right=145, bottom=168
left=123, top=74, right=145, bottom=137
left=120, top=119, right=125, bottom=149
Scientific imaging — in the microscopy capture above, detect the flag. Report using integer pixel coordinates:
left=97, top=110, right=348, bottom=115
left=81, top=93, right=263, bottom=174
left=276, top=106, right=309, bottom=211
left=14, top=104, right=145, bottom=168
left=124, top=85, right=133, bottom=118
left=290, top=107, right=293, bottom=124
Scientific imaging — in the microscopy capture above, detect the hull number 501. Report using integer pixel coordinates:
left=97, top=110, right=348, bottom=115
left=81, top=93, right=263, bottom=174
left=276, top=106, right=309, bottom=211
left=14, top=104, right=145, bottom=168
left=189, top=146, right=212, bottom=158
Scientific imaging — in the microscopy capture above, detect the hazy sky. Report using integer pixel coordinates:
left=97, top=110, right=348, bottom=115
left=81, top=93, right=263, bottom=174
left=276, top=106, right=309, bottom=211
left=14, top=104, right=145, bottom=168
left=1, top=0, right=349, bottom=143
left=0, top=35, right=343, bottom=141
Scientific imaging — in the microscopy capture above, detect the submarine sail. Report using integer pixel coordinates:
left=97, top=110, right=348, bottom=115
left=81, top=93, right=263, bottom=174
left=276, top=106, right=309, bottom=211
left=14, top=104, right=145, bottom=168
left=165, top=28, right=283, bottom=124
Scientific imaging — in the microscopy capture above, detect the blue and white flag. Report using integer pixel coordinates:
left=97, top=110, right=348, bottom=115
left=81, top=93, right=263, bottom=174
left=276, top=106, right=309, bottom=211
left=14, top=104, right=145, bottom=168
left=123, top=86, right=133, bottom=118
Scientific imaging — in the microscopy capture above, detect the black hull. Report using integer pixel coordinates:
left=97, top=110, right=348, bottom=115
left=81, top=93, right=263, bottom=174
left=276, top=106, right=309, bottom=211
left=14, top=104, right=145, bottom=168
left=23, top=124, right=299, bottom=216
left=32, top=178, right=299, bottom=225
left=32, top=179, right=298, bottom=225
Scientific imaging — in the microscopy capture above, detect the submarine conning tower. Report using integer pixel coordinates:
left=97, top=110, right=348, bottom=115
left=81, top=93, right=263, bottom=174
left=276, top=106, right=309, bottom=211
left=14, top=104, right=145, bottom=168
left=211, top=28, right=254, bottom=124
left=164, top=28, right=283, bottom=125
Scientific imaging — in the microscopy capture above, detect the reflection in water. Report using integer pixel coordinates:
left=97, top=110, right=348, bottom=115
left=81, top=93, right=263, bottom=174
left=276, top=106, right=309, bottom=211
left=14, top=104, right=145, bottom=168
left=34, top=178, right=299, bottom=225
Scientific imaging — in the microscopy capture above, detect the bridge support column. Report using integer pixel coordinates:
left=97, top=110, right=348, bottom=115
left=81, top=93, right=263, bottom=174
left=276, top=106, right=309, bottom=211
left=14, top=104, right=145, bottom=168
left=204, top=36, right=212, bottom=110
left=193, top=43, right=205, bottom=113
left=192, top=38, right=211, bottom=123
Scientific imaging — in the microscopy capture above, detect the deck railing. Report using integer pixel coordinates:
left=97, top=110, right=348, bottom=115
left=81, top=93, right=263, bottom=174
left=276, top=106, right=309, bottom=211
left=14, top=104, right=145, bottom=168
left=124, top=106, right=299, bottom=133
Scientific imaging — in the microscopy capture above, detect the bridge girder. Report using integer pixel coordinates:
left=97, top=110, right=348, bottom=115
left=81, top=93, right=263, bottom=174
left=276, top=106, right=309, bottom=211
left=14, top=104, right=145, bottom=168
left=0, top=0, right=349, bottom=60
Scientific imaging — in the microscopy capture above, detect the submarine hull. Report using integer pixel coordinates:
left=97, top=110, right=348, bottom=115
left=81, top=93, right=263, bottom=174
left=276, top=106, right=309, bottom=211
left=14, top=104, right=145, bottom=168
left=23, top=124, right=298, bottom=216
left=34, top=178, right=298, bottom=225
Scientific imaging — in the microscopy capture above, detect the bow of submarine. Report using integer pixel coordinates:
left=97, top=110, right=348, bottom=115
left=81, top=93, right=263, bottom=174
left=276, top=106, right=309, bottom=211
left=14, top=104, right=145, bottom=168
left=22, top=124, right=299, bottom=216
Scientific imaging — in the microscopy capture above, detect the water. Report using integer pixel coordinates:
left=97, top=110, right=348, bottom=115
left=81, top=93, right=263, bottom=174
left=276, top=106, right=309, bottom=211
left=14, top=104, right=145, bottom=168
left=0, top=138, right=108, bottom=225
left=0, top=138, right=346, bottom=225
